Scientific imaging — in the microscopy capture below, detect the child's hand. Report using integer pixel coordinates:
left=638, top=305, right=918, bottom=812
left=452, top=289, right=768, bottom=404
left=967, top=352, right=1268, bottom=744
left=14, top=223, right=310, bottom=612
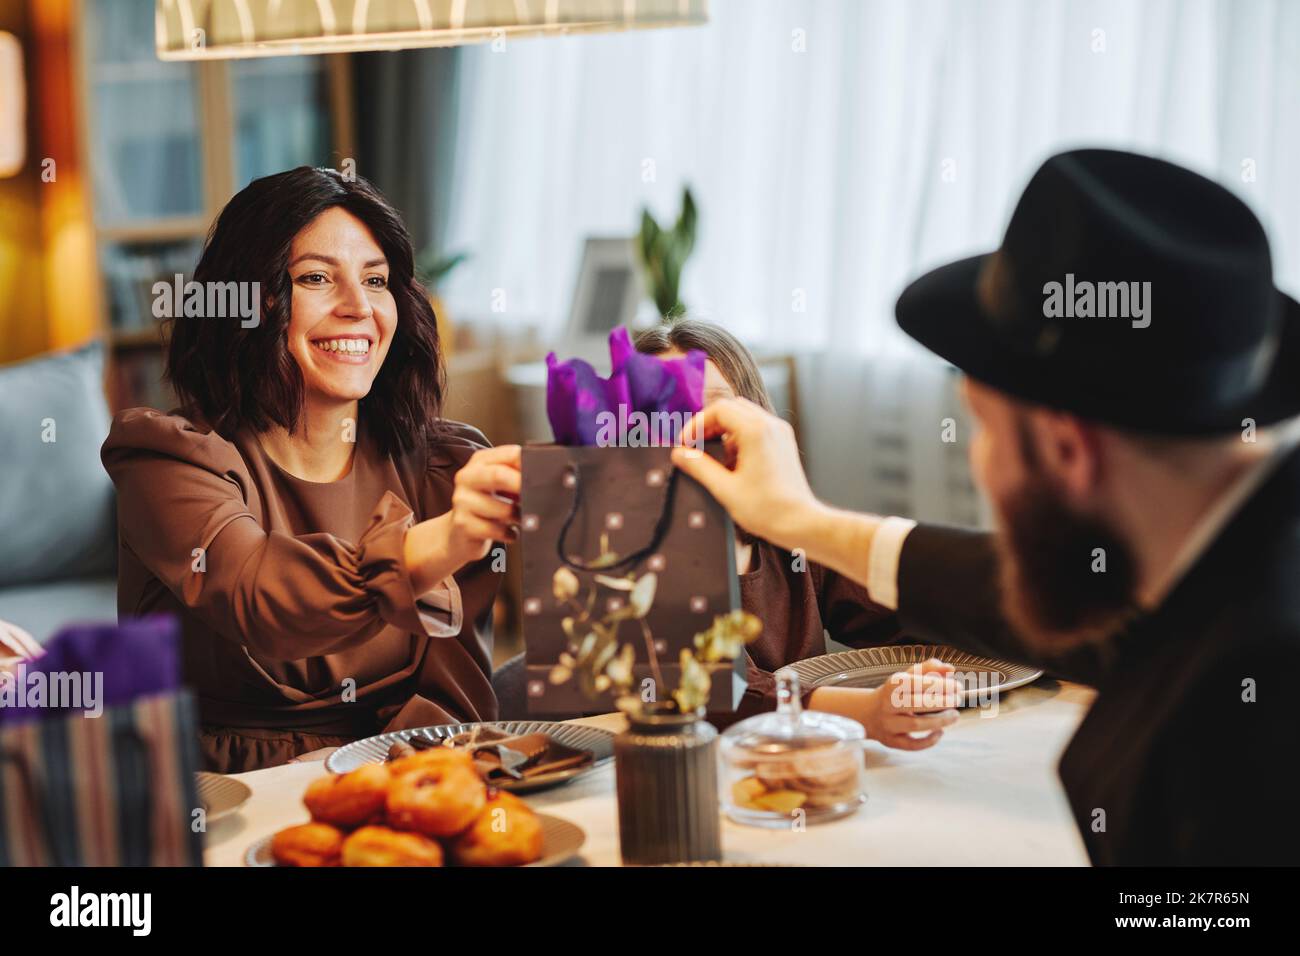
left=810, top=658, right=962, bottom=751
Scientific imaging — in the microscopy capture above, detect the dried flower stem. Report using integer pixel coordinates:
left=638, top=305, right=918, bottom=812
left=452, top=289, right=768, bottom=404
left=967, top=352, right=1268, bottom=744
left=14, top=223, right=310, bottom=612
left=638, top=618, right=666, bottom=698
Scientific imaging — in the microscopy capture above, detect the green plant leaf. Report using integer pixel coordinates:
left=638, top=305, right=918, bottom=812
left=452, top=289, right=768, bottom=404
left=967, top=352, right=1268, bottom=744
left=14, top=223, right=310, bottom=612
left=415, top=249, right=470, bottom=288
left=639, top=209, right=661, bottom=264
left=676, top=187, right=697, bottom=257
left=661, top=255, right=682, bottom=309
left=640, top=191, right=699, bottom=321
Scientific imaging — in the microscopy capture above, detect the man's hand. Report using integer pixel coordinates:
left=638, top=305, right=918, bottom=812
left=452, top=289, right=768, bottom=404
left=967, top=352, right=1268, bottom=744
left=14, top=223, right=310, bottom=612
left=671, top=397, right=823, bottom=551
left=672, top=398, right=882, bottom=592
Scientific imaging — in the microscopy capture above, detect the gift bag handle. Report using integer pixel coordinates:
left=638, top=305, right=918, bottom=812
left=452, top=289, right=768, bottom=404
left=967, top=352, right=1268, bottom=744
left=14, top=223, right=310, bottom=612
left=555, top=462, right=681, bottom=573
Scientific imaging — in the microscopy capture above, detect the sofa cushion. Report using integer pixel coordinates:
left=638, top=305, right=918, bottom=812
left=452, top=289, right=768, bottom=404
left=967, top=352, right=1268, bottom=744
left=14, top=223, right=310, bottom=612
left=0, top=342, right=117, bottom=586
left=0, top=576, right=120, bottom=646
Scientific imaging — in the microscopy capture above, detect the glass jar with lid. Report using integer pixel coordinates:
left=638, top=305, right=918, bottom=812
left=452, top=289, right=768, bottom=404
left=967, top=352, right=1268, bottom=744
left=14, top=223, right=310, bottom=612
left=719, top=668, right=867, bottom=827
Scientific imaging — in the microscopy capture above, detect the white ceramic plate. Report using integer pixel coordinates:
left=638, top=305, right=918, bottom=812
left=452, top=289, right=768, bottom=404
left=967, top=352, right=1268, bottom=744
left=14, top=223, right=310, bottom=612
left=197, top=772, right=252, bottom=824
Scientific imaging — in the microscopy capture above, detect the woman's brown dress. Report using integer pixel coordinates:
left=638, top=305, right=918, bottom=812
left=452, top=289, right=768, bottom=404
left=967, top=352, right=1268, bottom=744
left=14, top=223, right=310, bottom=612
left=102, top=408, right=501, bottom=773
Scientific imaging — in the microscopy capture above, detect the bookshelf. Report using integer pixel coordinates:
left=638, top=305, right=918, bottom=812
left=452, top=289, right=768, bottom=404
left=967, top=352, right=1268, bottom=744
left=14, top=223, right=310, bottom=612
left=76, top=0, right=354, bottom=410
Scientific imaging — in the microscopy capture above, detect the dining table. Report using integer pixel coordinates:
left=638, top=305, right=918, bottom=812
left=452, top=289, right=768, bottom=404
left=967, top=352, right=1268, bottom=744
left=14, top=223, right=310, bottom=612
left=203, top=679, right=1095, bottom=867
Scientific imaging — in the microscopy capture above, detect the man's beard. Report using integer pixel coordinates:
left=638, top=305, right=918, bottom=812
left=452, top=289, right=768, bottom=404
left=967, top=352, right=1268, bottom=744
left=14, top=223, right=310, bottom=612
left=994, top=474, right=1142, bottom=653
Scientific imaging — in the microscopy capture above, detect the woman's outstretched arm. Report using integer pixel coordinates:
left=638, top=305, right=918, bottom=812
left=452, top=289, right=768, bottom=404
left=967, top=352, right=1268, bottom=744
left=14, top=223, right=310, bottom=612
left=103, top=409, right=518, bottom=662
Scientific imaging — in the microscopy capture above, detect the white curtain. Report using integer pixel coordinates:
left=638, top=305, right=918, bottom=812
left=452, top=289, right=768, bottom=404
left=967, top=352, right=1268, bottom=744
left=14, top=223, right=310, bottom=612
left=439, top=0, right=1300, bottom=518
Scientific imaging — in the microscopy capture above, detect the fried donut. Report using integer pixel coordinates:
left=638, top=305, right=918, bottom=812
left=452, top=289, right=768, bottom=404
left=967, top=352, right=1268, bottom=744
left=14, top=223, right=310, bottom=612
left=387, top=745, right=476, bottom=779
left=303, top=763, right=391, bottom=827
left=271, top=822, right=345, bottom=867
left=340, top=825, right=444, bottom=868
left=450, top=790, right=544, bottom=867
left=386, top=762, right=486, bottom=837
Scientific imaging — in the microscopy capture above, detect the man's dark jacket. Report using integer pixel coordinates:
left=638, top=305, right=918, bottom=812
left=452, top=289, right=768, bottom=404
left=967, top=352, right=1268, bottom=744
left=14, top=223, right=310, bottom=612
left=895, top=445, right=1300, bottom=865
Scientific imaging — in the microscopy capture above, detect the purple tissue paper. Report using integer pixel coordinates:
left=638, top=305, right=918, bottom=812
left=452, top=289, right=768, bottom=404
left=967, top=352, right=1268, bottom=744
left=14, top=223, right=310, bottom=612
left=546, top=327, right=705, bottom=446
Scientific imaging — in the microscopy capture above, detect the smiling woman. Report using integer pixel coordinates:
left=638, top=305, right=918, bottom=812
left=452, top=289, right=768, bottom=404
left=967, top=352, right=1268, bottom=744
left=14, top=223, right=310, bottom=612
left=164, top=168, right=439, bottom=463
left=99, top=168, right=522, bottom=772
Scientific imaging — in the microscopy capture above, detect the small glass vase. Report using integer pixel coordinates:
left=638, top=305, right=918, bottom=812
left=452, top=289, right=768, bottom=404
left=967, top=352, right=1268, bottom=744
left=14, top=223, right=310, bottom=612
left=613, top=698, right=722, bottom=865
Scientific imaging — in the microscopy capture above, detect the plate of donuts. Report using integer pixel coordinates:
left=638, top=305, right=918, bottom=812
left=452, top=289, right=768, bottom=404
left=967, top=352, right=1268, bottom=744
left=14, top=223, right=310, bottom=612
left=246, top=812, right=586, bottom=868
left=253, top=749, right=586, bottom=867
left=326, top=719, right=615, bottom=793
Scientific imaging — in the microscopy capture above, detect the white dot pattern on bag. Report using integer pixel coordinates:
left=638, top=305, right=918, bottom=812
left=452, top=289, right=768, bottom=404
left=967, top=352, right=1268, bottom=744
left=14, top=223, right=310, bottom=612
left=690, top=596, right=707, bottom=613
left=688, top=511, right=705, bottom=529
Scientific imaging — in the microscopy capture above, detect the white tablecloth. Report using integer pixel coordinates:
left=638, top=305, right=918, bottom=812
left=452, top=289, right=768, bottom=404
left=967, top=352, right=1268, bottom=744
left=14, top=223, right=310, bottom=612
left=203, top=680, right=1095, bottom=867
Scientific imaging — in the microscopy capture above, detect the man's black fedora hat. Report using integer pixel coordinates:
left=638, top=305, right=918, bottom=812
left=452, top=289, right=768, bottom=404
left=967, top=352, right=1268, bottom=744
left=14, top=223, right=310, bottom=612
left=896, top=148, right=1300, bottom=435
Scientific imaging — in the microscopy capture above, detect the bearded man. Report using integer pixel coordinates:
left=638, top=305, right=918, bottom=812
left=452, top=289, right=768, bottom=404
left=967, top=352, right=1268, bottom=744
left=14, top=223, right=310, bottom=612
left=672, top=149, right=1300, bottom=865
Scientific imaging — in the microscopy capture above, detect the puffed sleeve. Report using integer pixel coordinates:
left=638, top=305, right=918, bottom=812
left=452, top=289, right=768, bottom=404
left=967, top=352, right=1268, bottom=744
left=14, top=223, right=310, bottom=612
left=102, top=408, right=454, bottom=662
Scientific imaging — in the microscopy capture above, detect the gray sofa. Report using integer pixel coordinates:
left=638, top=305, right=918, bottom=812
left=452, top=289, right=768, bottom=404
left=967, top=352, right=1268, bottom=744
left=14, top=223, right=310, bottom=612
left=0, top=343, right=120, bottom=644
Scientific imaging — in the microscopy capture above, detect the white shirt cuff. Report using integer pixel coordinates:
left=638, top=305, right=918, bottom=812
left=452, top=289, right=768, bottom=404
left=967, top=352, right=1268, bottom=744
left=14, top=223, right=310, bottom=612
left=415, top=575, right=464, bottom=638
left=866, top=517, right=917, bottom=611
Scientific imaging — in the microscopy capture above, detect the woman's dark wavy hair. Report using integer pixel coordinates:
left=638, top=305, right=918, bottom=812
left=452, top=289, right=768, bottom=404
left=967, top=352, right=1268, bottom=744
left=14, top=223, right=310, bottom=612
left=165, top=166, right=444, bottom=457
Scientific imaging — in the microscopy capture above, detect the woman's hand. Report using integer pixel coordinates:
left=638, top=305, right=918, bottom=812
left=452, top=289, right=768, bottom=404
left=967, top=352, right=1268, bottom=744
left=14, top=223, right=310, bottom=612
left=444, top=445, right=523, bottom=563
left=810, top=658, right=962, bottom=751
left=405, top=445, right=522, bottom=594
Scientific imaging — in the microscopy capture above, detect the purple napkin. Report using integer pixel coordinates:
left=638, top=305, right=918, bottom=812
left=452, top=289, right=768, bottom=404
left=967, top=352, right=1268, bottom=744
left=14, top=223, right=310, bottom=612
left=546, top=327, right=706, bottom=445
left=0, top=615, right=182, bottom=726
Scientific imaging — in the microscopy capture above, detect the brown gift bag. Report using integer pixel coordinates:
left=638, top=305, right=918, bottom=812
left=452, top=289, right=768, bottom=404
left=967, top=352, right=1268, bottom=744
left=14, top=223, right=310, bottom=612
left=520, top=441, right=744, bottom=715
